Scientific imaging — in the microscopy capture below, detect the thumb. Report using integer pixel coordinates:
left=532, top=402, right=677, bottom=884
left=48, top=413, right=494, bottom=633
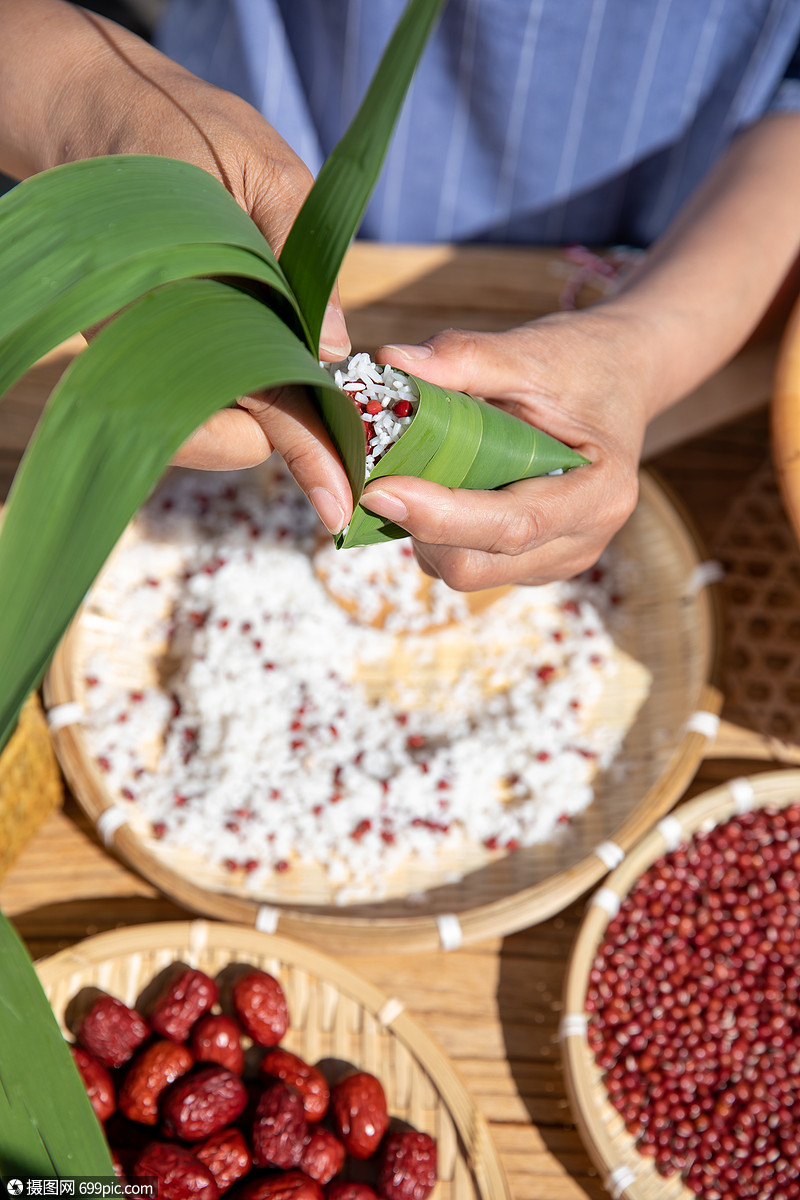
left=376, top=328, right=530, bottom=400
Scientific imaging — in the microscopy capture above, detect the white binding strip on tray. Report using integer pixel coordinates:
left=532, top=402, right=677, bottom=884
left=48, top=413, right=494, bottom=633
left=189, top=920, right=209, bottom=960
left=255, top=906, right=280, bottom=934
left=377, top=997, right=405, bottom=1027
left=591, top=887, right=621, bottom=918
left=729, top=776, right=757, bottom=814
left=657, top=815, right=684, bottom=852
left=46, top=702, right=85, bottom=732
left=96, top=805, right=128, bottom=847
left=686, top=710, right=721, bottom=740
left=559, top=1013, right=588, bottom=1040
left=436, top=913, right=463, bottom=952
left=594, top=840, right=625, bottom=870
left=687, top=560, right=725, bottom=595
left=606, top=1164, right=636, bottom=1200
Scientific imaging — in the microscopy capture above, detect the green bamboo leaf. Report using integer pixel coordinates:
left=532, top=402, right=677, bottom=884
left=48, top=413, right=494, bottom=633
left=280, top=0, right=446, bottom=351
left=339, top=376, right=589, bottom=547
left=0, top=277, right=344, bottom=750
left=0, top=156, right=304, bottom=396
left=0, top=913, right=114, bottom=1177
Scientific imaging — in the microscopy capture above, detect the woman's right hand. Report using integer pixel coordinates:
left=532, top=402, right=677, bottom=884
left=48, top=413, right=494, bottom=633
left=1, top=0, right=354, bottom=533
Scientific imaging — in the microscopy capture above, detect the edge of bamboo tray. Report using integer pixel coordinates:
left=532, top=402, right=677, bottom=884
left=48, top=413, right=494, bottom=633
left=560, top=768, right=800, bottom=1200
left=36, top=920, right=510, bottom=1200
left=771, top=291, right=800, bottom=546
left=43, top=468, right=723, bottom=955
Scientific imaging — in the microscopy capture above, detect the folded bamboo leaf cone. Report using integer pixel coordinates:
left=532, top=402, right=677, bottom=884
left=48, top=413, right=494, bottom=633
left=0, top=692, right=63, bottom=879
left=326, top=354, right=590, bottom=548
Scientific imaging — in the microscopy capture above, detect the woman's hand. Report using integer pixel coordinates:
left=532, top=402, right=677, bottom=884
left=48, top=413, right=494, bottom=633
left=361, top=306, right=657, bottom=587
left=0, top=0, right=354, bottom=533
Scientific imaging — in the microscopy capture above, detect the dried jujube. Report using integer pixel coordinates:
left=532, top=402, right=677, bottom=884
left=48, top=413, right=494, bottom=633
left=63, top=960, right=437, bottom=1199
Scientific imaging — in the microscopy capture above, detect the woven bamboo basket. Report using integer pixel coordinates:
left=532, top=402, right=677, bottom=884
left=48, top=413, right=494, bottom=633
left=561, top=768, right=800, bottom=1200
left=36, top=919, right=509, bottom=1199
left=43, top=468, right=722, bottom=954
left=772, top=290, right=800, bottom=546
left=0, top=691, right=63, bottom=880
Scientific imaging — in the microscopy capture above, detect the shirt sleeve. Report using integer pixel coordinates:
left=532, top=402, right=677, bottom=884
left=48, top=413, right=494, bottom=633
left=768, top=37, right=800, bottom=113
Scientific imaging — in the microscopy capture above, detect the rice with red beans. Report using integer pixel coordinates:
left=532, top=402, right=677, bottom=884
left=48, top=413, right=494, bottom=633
left=326, top=353, right=419, bottom=475
left=81, top=466, right=631, bottom=903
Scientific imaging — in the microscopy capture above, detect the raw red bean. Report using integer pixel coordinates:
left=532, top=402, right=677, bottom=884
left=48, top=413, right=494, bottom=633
left=587, top=801, right=800, bottom=1191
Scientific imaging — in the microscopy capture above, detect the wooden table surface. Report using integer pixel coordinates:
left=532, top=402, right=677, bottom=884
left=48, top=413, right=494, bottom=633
left=1, top=244, right=796, bottom=1200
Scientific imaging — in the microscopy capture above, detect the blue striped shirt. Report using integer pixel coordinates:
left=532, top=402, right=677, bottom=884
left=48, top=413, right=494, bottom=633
left=157, top=0, right=800, bottom=246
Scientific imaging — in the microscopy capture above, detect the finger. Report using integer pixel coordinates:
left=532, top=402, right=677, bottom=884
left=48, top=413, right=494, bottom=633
left=411, top=536, right=595, bottom=590
left=171, top=407, right=273, bottom=470
left=319, top=282, right=351, bottom=361
left=360, top=465, right=606, bottom=557
left=239, top=385, right=353, bottom=535
left=376, top=327, right=538, bottom=404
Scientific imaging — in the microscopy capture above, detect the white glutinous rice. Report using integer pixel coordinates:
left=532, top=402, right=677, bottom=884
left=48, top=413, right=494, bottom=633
left=325, top=353, right=419, bottom=476
left=80, top=466, right=638, bottom=903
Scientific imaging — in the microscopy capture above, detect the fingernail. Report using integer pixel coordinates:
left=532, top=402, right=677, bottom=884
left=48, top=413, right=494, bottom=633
left=360, top=488, right=408, bottom=523
left=320, top=305, right=351, bottom=357
left=309, top=487, right=346, bottom=535
left=382, top=342, right=432, bottom=360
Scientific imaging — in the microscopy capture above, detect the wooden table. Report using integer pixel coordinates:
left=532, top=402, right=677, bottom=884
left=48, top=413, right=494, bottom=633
left=0, top=245, right=795, bottom=1200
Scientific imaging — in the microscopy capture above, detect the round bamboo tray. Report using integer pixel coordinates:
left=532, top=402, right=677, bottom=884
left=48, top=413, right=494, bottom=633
left=561, top=768, right=800, bottom=1200
left=772, top=290, right=800, bottom=545
left=44, top=468, right=723, bottom=954
left=37, top=919, right=509, bottom=1200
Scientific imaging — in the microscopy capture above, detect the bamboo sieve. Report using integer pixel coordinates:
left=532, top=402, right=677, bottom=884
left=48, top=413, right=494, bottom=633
left=43, top=468, right=722, bottom=954
left=36, top=920, right=510, bottom=1200
left=561, top=768, right=800, bottom=1200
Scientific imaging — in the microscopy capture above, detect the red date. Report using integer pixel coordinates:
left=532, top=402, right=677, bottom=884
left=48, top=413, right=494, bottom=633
left=190, top=1013, right=244, bottom=1075
left=251, top=1079, right=308, bottom=1169
left=132, top=1142, right=219, bottom=1200
left=232, top=969, right=289, bottom=1046
left=70, top=1045, right=116, bottom=1123
left=150, top=967, right=218, bottom=1041
left=330, top=1072, right=389, bottom=1160
left=119, top=1039, right=194, bottom=1125
left=195, top=1127, right=252, bottom=1194
left=376, top=1131, right=437, bottom=1200
left=76, top=993, right=149, bottom=1068
left=299, top=1126, right=345, bottom=1185
left=239, top=1173, right=323, bottom=1200
left=326, top=1187, right=380, bottom=1200
left=161, top=1065, right=247, bottom=1141
left=260, top=1048, right=329, bottom=1122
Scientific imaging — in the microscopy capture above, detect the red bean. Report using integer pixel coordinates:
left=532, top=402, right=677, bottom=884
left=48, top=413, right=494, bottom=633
left=587, top=801, right=800, bottom=1191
